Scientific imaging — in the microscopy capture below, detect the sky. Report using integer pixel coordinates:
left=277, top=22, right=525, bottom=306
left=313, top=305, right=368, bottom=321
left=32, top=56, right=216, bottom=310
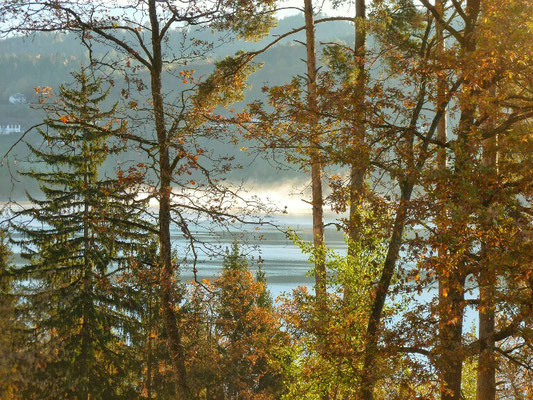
left=277, top=0, right=354, bottom=18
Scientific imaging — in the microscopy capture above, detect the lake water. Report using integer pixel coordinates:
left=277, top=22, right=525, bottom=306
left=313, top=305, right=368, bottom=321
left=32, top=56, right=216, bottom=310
left=168, top=214, right=347, bottom=298
left=4, top=209, right=479, bottom=330
left=5, top=211, right=346, bottom=298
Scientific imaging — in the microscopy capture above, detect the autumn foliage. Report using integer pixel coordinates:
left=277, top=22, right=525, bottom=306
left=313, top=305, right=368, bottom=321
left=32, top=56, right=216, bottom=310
left=0, top=0, right=532, bottom=399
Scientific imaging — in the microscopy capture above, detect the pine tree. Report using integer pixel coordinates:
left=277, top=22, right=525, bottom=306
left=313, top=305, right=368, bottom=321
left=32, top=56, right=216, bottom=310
left=0, top=229, right=23, bottom=399
left=11, top=68, right=150, bottom=400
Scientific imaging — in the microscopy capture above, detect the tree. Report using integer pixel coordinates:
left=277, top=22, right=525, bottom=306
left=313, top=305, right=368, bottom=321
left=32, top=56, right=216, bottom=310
left=302, top=0, right=327, bottom=303
left=244, top=0, right=329, bottom=302
left=10, top=68, right=149, bottom=399
left=184, top=243, right=287, bottom=400
left=351, top=4, right=450, bottom=397
left=279, top=228, right=390, bottom=399
left=344, top=0, right=369, bottom=305
left=216, top=244, right=285, bottom=399
left=0, top=3, right=277, bottom=395
left=414, top=1, right=533, bottom=398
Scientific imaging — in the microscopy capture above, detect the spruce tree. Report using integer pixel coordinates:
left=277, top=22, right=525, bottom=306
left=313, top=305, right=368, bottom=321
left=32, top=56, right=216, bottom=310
left=0, top=229, right=22, bottom=399
left=213, top=243, right=284, bottom=399
left=11, top=68, right=150, bottom=400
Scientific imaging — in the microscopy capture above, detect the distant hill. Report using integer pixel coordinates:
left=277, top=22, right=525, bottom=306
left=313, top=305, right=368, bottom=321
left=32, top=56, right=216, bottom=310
left=0, top=14, right=354, bottom=103
left=0, top=15, right=355, bottom=200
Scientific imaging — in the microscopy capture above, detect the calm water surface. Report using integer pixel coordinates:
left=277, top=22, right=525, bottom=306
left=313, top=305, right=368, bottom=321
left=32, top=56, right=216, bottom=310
left=6, top=210, right=479, bottom=329
left=170, top=214, right=346, bottom=298
left=7, top=211, right=346, bottom=298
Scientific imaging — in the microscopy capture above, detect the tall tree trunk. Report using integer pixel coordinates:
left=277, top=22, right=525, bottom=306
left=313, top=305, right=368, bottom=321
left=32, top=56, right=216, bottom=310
left=345, top=0, right=367, bottom=304
left=147, top=1, right=188, bottom=397
left=361, top=182, right=413, bottom=400
left=476, top=132, right=498, bottom=400
left=303, top=0, right=326, bottom=302
left=438, top=1, right=480, bottom=398
left=304, top=2, right=327, bottom=399
left=438, top=98, right=471, bottom=399
left=433, top=1, right=463, bottom=399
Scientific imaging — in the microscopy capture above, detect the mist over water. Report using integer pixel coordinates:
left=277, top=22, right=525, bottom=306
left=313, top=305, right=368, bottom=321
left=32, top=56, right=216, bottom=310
left=2, top=181, right=479, bottom=332
left=2, top=192, right=347, bottom=299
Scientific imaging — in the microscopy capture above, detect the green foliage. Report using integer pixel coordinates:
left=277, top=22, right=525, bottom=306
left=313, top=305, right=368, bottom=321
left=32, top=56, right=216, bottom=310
left=281, top=210, right=393, bottom=399
left=194, top=53, right=262, bottom=114
left=214, top=0, right=277, bottom=41
left=322, top=42, right=360, bottom=85
left=10, top=68, right=150, bottom=399
left=287, top=207, right=387, bottom=298
left=462, top=356, right=478, bottom=400
left=370, top=0, right=427, bottom=69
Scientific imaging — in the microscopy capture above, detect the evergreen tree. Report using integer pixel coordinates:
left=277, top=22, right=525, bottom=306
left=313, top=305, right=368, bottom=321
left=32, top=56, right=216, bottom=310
left=0, top=229, right=23, bottom=399
left=11, top=68, right=150, bottom=400
left=214, top=243, right=284, bottom=399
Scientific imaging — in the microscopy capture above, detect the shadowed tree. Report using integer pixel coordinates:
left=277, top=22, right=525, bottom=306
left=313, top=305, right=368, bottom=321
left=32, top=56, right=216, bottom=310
left=10, top=68, right=150, bottom=399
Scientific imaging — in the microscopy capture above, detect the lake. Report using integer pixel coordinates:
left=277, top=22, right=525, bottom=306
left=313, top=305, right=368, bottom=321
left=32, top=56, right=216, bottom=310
left=4, top=209, right=346, bottom=298
left=4, top=208, right=479, bottom=330
left=166, top=214, right=346, bottom=298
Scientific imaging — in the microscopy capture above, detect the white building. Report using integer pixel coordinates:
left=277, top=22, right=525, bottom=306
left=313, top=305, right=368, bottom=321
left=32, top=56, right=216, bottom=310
left=0, top=124, right=22, bottom=135
left=9, top=93, right=27, bottom=104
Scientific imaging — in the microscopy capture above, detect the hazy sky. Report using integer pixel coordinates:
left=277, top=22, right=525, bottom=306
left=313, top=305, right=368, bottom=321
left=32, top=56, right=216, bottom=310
left=278, top=0, right=354, bottom=18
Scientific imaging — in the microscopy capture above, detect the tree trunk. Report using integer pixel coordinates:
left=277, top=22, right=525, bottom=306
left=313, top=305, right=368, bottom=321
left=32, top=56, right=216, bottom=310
left=345, top=0, right=367, bottom=304
left=303, top=3, right=327, bottom=399
left=438, top=275, right=466, bottom=400
left=361, top=182, right=413, bottom=400
left=438, top=2, right=480, bottom=398
left=476, top=267, right=496, bottom=400
left=476, top=131, right=498, bottom=400
left=433, top=1, right=465, bottom=398
left=304, top=0, right=326, bottom=303
left=148, top=1, right=188, bottom=397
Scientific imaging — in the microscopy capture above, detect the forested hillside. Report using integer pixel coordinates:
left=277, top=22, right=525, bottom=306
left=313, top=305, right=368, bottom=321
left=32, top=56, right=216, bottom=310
left=0, top=15, right=355, bottom=200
